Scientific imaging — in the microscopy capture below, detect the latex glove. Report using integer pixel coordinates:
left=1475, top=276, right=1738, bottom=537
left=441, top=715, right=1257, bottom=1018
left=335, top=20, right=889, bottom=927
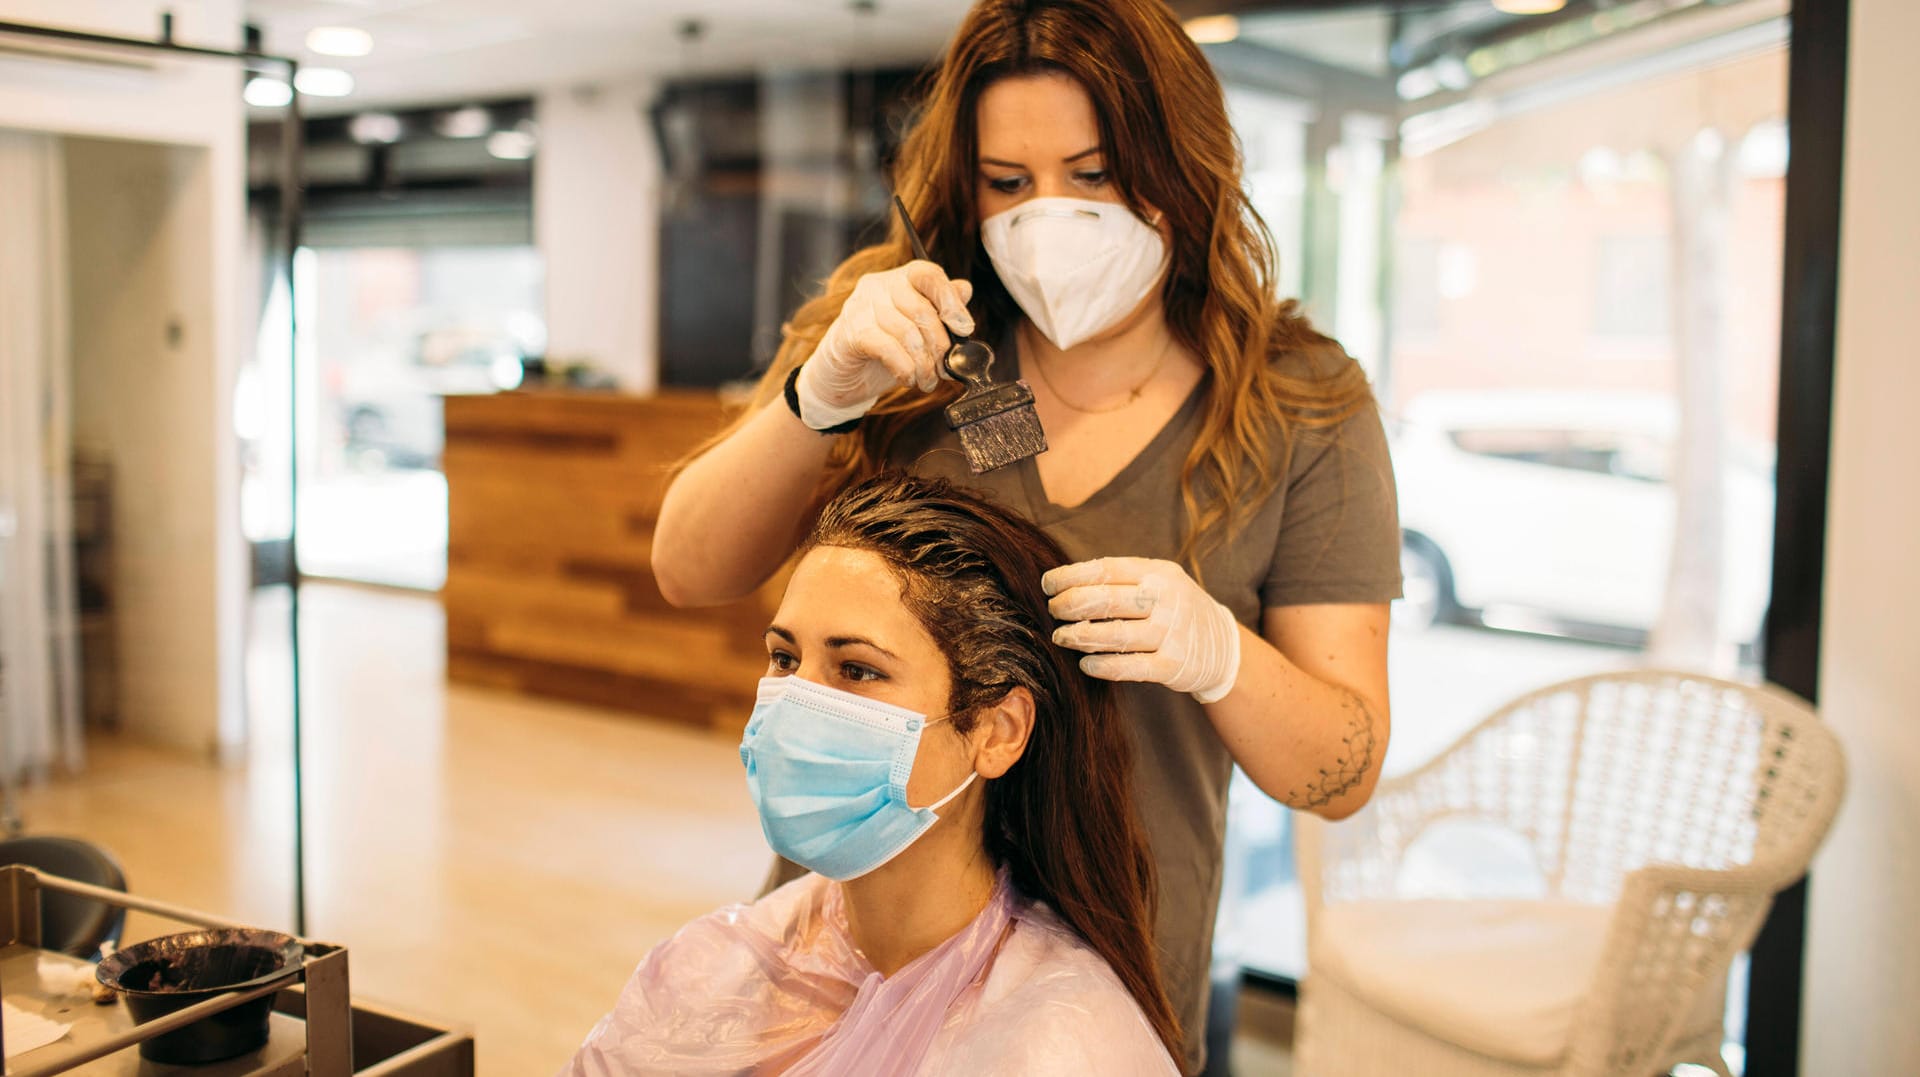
left=791, top=262, right=975, bottom=430
left=1042, top=557, right=1243, bottom=704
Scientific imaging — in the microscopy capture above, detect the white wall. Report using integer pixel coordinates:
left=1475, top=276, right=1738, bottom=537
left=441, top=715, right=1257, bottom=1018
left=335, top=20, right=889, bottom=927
left=534, top=80, right=663, bottom=392
left=1801, top=0, right=1920, bottom=1069
left=1, top=1, right=247, bottom=755
left=63, top=138, right=233, bottom=755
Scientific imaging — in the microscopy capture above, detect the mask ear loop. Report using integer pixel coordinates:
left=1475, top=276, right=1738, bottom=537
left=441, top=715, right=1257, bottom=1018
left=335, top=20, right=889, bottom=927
left=920, top=701, right=983, bottom=811
left=925, top=769, right=979, bottom=813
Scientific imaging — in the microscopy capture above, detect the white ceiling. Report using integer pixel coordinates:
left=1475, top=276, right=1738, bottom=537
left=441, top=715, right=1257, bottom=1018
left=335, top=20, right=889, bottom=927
left=245, top=0, right=974, bottom=112
left=1239, top=8, right=1397, bottom=77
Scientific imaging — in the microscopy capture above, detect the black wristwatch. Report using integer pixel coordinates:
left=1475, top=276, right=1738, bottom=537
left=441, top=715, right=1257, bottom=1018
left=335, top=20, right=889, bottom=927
left=783, top=365, right=864, bottom=435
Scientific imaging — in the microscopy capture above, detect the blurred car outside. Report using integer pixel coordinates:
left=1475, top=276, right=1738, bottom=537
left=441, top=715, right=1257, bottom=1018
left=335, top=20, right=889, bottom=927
left=332, top=320, right=530, bottom=471
left=1387, top=389, right=1774, bottom=657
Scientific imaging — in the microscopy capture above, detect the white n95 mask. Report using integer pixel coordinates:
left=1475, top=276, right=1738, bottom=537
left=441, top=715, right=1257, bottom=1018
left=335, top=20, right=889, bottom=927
left=981, top=196, right=1169, bottom=351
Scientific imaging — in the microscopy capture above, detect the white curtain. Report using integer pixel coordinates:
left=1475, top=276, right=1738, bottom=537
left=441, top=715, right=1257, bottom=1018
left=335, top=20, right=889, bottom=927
left=0, top=128, right=83, bottom=789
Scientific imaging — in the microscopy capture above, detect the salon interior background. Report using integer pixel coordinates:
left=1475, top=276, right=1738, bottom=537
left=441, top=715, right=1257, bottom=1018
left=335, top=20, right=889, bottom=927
left=0, top=0, right=1913, bottom=1074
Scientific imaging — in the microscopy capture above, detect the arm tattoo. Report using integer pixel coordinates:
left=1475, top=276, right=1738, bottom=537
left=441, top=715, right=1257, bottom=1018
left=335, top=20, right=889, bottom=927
left=1284, top=691, right=1378, bottom=811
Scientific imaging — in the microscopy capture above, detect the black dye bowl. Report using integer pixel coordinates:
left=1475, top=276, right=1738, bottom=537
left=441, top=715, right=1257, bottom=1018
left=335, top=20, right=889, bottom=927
left=96, top=929, right=304, bottom=1064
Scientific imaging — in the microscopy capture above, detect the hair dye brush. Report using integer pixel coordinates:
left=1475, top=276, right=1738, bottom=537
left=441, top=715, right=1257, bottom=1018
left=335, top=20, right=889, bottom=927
left=892, top=195, right=1048, bottom=474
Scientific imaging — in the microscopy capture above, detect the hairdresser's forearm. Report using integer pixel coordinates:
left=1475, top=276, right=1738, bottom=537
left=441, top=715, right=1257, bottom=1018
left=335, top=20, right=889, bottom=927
left=652, top=399, right=836, bottom=607
left=1202, top=611, right=1391, bottom=820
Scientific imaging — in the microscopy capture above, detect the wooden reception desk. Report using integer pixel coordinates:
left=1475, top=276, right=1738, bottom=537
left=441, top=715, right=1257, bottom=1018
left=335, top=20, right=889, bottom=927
left=442, top=391, right=782, bottom=733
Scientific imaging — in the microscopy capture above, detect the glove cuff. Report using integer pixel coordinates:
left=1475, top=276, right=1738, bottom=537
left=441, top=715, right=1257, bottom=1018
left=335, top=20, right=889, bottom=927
left=787, top=364, right=870, bottom=434
left=1189, top=599, right=1243, bottom=705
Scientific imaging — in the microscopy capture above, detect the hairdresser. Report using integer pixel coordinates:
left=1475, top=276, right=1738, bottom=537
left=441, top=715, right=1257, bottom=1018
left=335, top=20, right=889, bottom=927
left=651, top=1, right=1399, bottom=1071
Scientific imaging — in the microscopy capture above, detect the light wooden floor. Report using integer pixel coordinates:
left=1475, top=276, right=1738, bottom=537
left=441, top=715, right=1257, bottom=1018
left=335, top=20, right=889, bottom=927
left=15, top=583, right=769, bottom=1075
left=12, top=583, right=1289, bottom=1075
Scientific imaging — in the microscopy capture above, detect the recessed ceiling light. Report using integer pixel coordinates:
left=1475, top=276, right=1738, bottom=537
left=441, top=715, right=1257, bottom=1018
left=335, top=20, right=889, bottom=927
left=1183, top=15, right=1239, bottom=45
left=244, top=76, right=293, bottom=108
left=438, top=106, right=491, bottom=139
left=486, top=129, right=537, bottom=161
left=306, top=27, right=372, bottom=58
left=294, top=67, right=354, bottom=97
left=1492, top=0, right=1568, bottom=13
left=348, top=112, right=403, bottom=144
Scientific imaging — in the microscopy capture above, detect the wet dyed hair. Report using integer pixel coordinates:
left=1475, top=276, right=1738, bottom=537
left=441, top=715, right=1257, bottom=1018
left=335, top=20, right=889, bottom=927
left=802, top=470, right=1182, bottom=1061
left=733, top=0, right=1375, bottom=571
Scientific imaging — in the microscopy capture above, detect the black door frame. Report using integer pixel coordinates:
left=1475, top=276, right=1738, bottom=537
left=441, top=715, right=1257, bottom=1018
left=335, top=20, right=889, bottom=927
left=1746, top=0, right=1849, bottom=1074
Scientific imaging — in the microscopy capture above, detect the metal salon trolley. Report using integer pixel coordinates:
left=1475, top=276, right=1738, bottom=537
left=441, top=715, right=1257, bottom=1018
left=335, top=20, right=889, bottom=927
left=1, top=865, right=473, bottom=1075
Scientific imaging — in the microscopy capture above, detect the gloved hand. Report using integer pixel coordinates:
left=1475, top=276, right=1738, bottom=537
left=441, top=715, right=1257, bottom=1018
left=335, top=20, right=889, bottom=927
left=1041, top=557, right=1243, bottom=704
left=791, top=262, right=975, bottom=430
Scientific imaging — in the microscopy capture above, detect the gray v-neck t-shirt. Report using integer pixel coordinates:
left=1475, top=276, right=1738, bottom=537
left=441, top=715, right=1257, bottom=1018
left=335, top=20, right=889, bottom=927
left=889, top=351, right=1403, bottom=1073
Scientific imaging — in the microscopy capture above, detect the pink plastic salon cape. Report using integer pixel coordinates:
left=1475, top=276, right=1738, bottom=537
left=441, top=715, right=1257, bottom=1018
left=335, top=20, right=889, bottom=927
left=562, top=870, right=1180, bottom=1076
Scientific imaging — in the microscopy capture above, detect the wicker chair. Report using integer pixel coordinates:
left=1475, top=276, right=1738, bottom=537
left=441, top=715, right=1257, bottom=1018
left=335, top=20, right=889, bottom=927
left=1295, top=671, right=1845, bottom=1077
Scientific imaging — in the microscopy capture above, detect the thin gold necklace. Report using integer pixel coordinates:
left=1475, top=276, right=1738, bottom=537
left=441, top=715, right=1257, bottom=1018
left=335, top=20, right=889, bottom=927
left=1026, top=330, right=1176, bottom=415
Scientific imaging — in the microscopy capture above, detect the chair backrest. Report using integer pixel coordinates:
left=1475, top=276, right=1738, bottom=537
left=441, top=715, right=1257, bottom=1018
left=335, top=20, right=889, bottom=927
left=1406, top=671, right=1846, bottom=903
left=0, top=835, right=128, bottom=957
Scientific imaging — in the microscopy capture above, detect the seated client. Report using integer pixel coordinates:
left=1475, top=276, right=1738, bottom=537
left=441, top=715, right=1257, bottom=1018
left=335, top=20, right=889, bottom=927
left=563, top=471, right=1182, bottom=1074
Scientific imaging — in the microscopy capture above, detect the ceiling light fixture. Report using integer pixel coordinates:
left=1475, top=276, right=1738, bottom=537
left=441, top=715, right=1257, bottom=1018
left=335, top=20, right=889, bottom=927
left=1492, top=0, right=1569, bottom=13
left=1183, top=15, right=1239, bottom=45
left=486, top=129, right=537, bottom=161
left=243, top=76, right=293, bottom=108
left=348, top=112, right=403, bottom=144
left=294, top=67, right=355, bottom=97
left=438, top=106, right=492, bottom=139
left=305, top=26, right=373, bottom=58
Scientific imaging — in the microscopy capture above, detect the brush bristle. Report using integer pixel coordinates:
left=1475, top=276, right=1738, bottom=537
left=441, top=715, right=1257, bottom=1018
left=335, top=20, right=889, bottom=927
left=952, top=402, right=1047, bottom=473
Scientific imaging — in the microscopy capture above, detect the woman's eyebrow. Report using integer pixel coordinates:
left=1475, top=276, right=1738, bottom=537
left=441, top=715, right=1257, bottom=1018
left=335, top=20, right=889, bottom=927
left=979, top=146, right=1102, bottom=169
left=765, top=625, right=796, bottom=644
left=825, top=635, right=900, bottom=659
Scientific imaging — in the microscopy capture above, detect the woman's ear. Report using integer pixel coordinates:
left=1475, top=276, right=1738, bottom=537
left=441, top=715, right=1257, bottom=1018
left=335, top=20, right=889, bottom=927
left=972, top=686, right=1035, bottom=780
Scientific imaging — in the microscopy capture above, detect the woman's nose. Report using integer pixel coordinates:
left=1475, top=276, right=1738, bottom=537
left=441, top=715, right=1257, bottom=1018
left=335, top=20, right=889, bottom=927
left=1030, top=171, right=1074, bottom=200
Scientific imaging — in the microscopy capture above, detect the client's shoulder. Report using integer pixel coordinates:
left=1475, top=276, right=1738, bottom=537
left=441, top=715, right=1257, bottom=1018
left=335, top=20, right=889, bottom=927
left=937, top=903, right=1180, bottom=1075
left=627, top=872, right=844, bottom=1001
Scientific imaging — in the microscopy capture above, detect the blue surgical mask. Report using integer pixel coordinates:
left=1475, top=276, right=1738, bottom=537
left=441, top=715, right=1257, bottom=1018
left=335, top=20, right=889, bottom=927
left=740, top=675, right=978, bottom=881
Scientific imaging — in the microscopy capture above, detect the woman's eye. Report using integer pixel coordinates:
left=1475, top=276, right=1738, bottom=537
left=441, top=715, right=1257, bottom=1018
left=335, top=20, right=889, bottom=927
left=766, top=650, right=798, bottom=674
left=986, top=175, right=1027, bottom=194
left=840, top=662, right=885, bottom=683
left=1074, top=169, right=1109, bottom=187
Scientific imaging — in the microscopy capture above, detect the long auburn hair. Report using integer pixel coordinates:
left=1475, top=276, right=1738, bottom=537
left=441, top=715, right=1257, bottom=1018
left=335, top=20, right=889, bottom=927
left=803, top=471, right=1182, bottom=1061
left=733, top=0, right=1375, bottom=566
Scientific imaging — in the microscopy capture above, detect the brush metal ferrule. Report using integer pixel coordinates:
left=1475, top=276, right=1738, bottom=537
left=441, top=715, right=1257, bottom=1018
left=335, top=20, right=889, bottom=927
left=945, top=380, right=1037, bottom=428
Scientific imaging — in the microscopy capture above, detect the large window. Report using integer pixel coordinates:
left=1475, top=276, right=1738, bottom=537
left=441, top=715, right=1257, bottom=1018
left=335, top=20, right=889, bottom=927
left=1208, top=5, right=1787, bottom=1069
